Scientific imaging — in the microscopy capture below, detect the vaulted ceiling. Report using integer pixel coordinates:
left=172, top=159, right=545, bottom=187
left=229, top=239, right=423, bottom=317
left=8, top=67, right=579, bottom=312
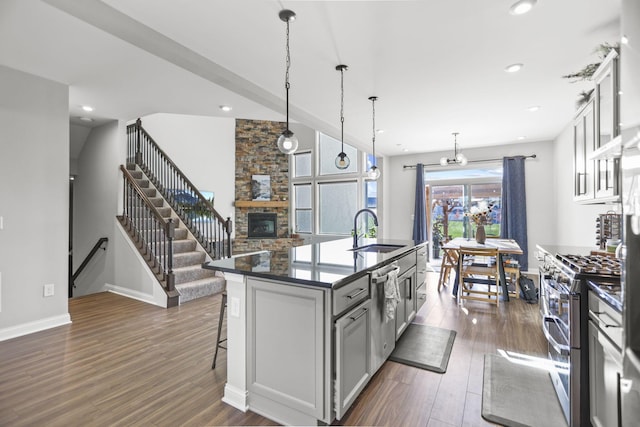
left=0, top=0, right=621, bottom=156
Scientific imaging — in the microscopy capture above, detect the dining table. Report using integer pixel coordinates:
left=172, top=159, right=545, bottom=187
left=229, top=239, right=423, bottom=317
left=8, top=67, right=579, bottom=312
left=441, top=237, right=524, bottom=301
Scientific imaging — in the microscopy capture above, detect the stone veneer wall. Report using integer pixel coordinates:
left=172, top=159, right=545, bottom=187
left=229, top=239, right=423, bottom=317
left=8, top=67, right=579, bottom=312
left=234, top=119, right=302, bottom=253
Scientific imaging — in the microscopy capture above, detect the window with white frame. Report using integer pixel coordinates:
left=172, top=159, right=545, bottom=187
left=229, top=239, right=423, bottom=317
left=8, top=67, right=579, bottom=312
left=291, top=132, right=379, bottom=236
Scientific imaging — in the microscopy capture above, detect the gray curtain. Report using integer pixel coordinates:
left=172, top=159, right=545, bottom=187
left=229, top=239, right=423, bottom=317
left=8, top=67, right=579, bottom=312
left=501, top=156, right=528, bottom=270
left=412, top=163, right=427, bottom=242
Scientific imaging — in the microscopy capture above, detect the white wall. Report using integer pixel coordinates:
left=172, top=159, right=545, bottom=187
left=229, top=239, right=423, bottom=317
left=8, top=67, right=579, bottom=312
left=387, top=140, right=556, bottom=271
left=552, top=121, right=609, bottom=247
left=0, top=65, right=70, bottom=339
left=72, top=121, right=125, bottom=296
left=140, top=113, right=236, bottom=222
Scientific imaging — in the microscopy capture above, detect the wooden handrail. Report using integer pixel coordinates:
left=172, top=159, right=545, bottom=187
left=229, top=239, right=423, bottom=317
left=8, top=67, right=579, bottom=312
left=127, top=119, right=232, bottom=258
left=120, top=164, right=175, bottom=291
left=130, top=120, right=227, bottom=225
left=120, top=165, right=174, bottom=228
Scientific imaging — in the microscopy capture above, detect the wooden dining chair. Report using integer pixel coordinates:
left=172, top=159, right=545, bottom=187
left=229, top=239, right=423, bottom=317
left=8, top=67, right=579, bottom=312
left=438, top=245, right=459, bottom=292
left=457, top=246, right=500, bottom=306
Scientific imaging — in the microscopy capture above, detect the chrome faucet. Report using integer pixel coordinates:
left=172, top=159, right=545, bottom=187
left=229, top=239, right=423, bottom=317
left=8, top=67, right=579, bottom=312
left=353, top=208, right=378, bottom=248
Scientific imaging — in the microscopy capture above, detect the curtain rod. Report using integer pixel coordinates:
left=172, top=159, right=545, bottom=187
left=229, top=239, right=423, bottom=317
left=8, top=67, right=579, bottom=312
left=402, top=154, right=536, bottom=169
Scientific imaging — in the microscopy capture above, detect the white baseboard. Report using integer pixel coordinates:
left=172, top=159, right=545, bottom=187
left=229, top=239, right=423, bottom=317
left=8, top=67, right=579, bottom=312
left=104, top=284, right=166, bottom=308
left=222, top=383, right=249, bottom=412
left=0, top=313, right=71, bottom=342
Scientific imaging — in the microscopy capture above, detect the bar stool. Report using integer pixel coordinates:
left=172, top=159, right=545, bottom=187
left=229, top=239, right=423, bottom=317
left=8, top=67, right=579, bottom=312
left=211, top=291, right=227, bottom=369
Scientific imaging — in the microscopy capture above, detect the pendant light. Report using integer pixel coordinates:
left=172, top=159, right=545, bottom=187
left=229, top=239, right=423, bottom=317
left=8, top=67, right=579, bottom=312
left=439, top=132, right=468, bottom=166
left=367, top=96, right=381, bottom=180
left=277, top=9, right=298, bottom=155
left=335, top=64, right=350, bottom=169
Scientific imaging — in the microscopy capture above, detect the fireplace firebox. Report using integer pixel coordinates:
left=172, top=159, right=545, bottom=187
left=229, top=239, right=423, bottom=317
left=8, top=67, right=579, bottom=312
left=247, top=213, right=277, bottom=238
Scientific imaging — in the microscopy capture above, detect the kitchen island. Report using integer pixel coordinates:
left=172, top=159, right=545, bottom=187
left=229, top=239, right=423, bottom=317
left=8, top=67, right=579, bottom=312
left=203, top=237, right=427, bottom=425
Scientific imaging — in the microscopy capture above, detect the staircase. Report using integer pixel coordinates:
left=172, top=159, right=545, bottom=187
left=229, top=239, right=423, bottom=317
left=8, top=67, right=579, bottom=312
left=118, top=119, right=232, bottom=307
left=120, top=166, right=225, bottom=305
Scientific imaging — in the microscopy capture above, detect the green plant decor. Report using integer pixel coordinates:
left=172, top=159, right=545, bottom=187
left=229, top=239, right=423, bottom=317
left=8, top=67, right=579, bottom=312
left=192, top=196, right=214, bottom=219
left=352, top=217, right=378, bottom=239
left=432, top=215, right=445, bottom=243
left=563, top=42, right=620, bottom=108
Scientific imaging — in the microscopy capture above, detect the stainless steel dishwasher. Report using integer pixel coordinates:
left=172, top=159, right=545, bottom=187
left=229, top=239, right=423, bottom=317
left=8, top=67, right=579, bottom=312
left=369, top=263, right=400, bottom=373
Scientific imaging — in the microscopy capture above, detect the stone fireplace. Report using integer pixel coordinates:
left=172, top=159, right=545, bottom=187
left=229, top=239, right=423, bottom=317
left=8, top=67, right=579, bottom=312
left=233, top=119, right=303, bottom=253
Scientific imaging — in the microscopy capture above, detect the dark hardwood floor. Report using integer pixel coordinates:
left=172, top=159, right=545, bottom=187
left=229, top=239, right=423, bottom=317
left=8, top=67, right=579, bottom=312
left=0, top=272, right=546, bottom=426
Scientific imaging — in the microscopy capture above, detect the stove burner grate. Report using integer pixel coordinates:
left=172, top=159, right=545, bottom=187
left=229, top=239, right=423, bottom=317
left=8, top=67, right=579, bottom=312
left=555, top=254, right=622, bottom=278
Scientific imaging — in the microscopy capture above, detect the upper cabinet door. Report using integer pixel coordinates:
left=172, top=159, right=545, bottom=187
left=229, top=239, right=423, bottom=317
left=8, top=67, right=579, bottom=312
left=594, top=50, right=621, bottom=200
left=574, top=99, right=595, bottom=201
left=573, top=49, right=621, bottom=204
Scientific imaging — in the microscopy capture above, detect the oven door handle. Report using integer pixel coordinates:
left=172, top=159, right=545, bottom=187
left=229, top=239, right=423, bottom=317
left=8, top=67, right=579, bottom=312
left=542, top=316, right=571, bottom=356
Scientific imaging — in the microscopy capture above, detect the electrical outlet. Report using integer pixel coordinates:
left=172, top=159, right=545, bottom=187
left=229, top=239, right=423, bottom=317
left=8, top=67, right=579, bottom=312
left=43, top=283, right=55, bottom=297
left=230, top=297, right=240, bottom=318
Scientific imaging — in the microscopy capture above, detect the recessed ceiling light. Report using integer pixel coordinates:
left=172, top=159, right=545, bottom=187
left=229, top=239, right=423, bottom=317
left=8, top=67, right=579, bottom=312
left=527, top=105, right=541, bottom=112
left=517, top=136, right=526, bottom=140
left=505, top=63, right=524, bottom=73
left=509, top=0, right=537, bottom=15
left=219, top=105, right=232, bottom=112
left=81, top=105, right=94, bottom=112
left=403, top=148, right=409, bottom=152
left=79, top=117, right=93, bottom=122
left=621, top=35, right=629, bottom=45
left=376, top=129, right=384, bottom=134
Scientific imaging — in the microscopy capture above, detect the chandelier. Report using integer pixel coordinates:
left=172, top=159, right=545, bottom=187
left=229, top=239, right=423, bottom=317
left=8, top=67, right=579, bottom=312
left=440, top=132, right=468, bottom=166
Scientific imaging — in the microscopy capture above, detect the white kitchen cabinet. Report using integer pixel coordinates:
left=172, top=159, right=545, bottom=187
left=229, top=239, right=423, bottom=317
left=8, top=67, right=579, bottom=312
left=574, top=49, right=621, bottom=204
left=334, top=298, right=372, bottom=420
left=395, top=252, right=417, bottom=339
left=416, top=246, right=428, bottom=313
left=246, top=278, right=330, bottom=423
left=574, top=98, right=596, bottom=201
left=588, top=320, right=622, bottom=427
left=594, top=50, right=620, bottom=201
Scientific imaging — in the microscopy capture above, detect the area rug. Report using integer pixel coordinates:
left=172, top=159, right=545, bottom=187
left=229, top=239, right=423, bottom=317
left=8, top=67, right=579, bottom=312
left=389, top=323, right=456, bottom=373
left=482, top=353, right=568, bottom=427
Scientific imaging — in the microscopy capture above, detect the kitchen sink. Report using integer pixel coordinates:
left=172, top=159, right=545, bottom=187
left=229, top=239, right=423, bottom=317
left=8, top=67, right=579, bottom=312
left=350, top=244, right=405, bottom=253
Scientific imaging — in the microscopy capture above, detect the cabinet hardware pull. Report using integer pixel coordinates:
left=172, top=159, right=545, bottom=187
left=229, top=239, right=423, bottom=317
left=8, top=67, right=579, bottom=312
left=346, top=288, right=366, bottom=299
left=590, top=310, right=621, bottom=328
left=349, top=308, right=368, bottom=321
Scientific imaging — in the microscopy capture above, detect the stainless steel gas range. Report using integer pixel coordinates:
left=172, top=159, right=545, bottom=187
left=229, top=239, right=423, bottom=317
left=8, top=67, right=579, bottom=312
left=537, top=245, right=622, bottom=427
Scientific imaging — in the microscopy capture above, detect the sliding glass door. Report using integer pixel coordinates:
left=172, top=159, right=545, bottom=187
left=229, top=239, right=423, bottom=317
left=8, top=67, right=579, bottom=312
left=426, top=166, right=502, bottom=258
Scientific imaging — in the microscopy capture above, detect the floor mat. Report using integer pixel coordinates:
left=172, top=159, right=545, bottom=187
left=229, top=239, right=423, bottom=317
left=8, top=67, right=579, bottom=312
left=389, top=323, right=456, bottom=373
left=482, top=353, right=568, bottom=427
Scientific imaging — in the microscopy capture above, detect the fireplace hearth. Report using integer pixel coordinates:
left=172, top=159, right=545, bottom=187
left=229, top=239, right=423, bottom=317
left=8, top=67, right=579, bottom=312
left=247, top=213, right=277, bottom=238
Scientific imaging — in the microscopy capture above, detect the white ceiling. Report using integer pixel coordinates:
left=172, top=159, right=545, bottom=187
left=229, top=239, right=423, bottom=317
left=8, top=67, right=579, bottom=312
left=0, top=0, right=621, bottom=157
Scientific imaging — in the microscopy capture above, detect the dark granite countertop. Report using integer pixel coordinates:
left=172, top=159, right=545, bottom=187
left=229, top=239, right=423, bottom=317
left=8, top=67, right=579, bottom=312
left=587, top=280, right=623, bottom=312
left=203, top=238, right=426, bottom=289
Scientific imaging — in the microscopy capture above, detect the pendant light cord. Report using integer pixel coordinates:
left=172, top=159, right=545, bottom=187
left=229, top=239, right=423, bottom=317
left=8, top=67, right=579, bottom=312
left=371, top=97, right=376, bottom=162
left=340, top=66, right=345, bottom=152
left=284, top=19, right=291, bottom=129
